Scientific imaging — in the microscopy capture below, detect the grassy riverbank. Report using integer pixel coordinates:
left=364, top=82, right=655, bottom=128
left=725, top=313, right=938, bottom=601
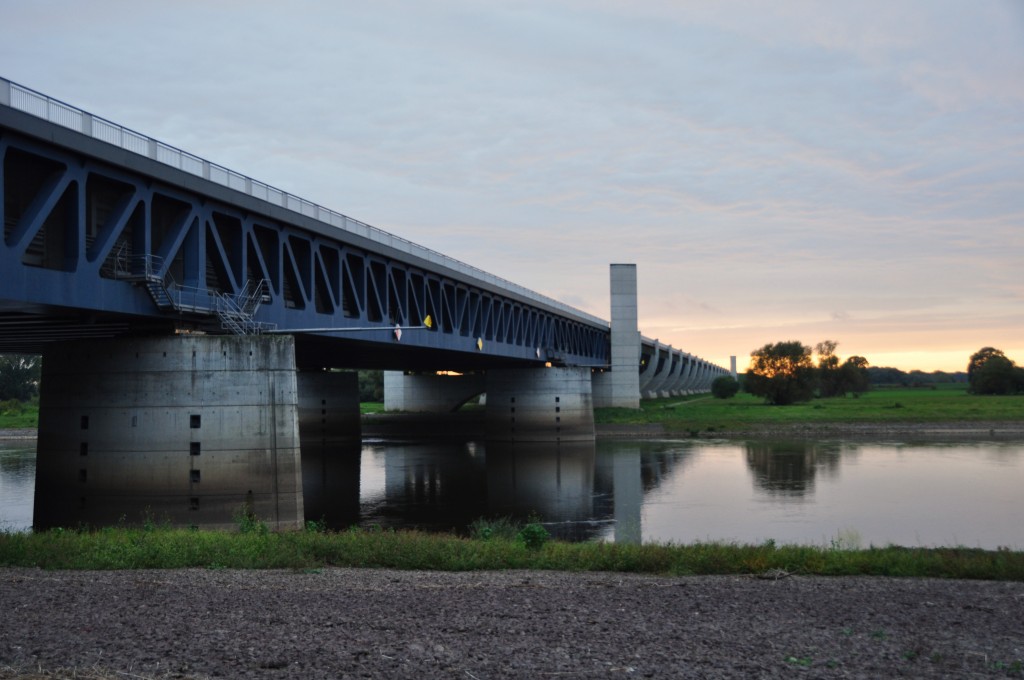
left=0, top=401, right=36, bottom=430
left=594, top=384, right=1024, bottom=435
left=1, top=525, right=1022, bottom=580
left=6, top=385, right=1020, bottom=433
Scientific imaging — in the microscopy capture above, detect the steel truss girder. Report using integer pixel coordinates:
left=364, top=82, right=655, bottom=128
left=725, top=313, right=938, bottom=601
left=0, top=127, right=609, bottom=367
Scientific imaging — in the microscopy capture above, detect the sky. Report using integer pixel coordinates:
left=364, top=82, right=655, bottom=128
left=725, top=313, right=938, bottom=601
left=1, top=0, right=1021, bottom=373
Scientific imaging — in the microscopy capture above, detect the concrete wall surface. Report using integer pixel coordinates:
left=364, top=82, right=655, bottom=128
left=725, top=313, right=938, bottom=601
left=607, top=264, right=641, bottom=409
left=383, top=371, right=486, bottom=413
left=485, top=367, right=594, bottom=442
left=34, top=335, right=304, bottom=530
left=297, top=370, right=360, bottom=443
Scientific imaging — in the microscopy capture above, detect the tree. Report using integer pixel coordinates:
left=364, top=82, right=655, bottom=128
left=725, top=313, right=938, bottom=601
left=0, top=354, right=40, bottom=401
left=711, top=375, right=740, bottom=399
left=840, top=355, right=870, bottom=395
left=745, top=341, right=816, bottom=405
left=967, top=347, right=1021, bottom=395
left=815, top=340, right=843, bottom=397
left=357, top=370, right=384, bottom=402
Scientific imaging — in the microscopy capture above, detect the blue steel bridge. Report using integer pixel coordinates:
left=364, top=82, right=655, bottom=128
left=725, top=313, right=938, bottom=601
left=0, top=77, right=722, bottom=389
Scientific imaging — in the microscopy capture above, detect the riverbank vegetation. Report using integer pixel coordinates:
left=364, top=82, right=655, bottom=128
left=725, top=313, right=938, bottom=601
left=4, top=384, right=1018, bottom=430
left=595, top=383, right=1024, bottom=433
left=0, top=398, right=36, bottom=429
left=1, top=523, right=1021, bottom=580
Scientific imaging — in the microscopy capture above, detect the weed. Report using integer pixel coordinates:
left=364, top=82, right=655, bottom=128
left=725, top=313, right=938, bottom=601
left=233, top=506, right=268, bottom=535
left=829, top=528, right=863, bottom=551
left=469, top=516, right=521, bottom=541
left=785, top=656, right=813, bottom=666
left=517, top=522, right=550, bottom=551
left=2, top=528, right=1023, bottom=577
left=990, top=659, right=1024, bottom=674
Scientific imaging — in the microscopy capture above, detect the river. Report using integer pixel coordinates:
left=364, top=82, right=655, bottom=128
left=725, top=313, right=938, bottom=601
left=3, top=437, right=1022, bottom=549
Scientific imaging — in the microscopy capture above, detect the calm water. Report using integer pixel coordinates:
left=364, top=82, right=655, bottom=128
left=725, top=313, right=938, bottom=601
left=4, top=438, right=1023, bottom=549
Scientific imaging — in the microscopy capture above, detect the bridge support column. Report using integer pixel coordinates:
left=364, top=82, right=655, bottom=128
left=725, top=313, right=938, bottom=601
left=485, top=367, right=594, bottom=442
left=34, top=335, right=304, bottom=531
left=592, top=263, right=641, bottom=408
left=297, top=370, right=360, bottom=444
left=383, top=370, right=486, bottom=412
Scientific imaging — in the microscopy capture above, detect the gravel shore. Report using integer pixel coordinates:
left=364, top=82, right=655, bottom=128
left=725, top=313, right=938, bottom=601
left=1, top=567, right=1022, bottom=679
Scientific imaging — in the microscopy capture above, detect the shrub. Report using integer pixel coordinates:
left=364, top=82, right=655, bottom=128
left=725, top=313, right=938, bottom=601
left=710, top=375, right=740, bottom=399
left=517, top=522, right=550, bottom=551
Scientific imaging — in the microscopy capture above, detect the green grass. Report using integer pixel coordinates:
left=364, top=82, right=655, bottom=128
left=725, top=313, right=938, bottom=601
left=1, top=526, right=1022, bottom=580
left=6, top=387, right=1019, bottom=431
left=0, top=401, right=37, bottom=429
left=595, top=385, right=1023, bottom=434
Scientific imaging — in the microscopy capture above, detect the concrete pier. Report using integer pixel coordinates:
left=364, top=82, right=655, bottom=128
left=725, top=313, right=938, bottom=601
left=297, top=370, right=361, bottom=444
left=34, top=335, right=304, bottom=531
left=593, top=264, right=641, bottom=408
left=383, top=371, right=486, bottom=413
left=485, top=367, right=595, bottom=442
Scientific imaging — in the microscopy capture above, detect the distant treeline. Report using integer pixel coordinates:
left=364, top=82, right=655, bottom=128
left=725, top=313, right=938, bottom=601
left=866, top=367, right=966, bottom=386
left=735, top=367, right=967, bottom=390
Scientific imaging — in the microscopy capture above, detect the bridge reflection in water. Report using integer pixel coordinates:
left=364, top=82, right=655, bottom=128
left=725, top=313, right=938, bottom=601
left=306, top=438, right=699, bottom=544
left=306, top=437, right=1024, bottom=550
left=8, top=438, right=1024, bottom=548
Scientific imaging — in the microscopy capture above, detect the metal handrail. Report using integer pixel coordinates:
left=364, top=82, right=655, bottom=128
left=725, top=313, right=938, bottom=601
left=0, top=76, right=609, bottom=329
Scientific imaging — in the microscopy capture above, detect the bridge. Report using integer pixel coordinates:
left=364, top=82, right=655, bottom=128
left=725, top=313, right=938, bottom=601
left=1, top=77, right=727, bottom=530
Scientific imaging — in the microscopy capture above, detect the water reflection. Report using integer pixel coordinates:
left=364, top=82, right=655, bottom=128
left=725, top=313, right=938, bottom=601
left=301, top=440, right=361, bottom=530
left=744, top=441, right=842, bottom=497
left=486, top=442, right=595, bottom=539
left=4, top=437, right=1023, bottom=549
left=0, top=441, right=36, bottom=532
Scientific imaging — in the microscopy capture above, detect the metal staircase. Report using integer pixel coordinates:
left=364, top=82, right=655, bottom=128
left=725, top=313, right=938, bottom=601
left=113, top=247, right=275, bottom=334
left=213, top=279, right=274, bottom=335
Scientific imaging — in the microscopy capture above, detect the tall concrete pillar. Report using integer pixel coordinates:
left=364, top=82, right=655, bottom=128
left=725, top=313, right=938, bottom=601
left=34, top=335, right=304, bottom=531
left=599, top=263, right=641, bottom=408
left=485, top=367, right=594, bottom=442
left=730, top=356, right=738, bottom=378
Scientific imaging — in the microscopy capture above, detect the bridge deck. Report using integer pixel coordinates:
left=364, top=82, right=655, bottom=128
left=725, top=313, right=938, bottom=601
left=1, top=78, right=610, bottom=370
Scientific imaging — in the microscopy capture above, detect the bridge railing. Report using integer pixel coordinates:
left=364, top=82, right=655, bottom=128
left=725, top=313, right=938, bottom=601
left=1, top=77, right=608, bottom=330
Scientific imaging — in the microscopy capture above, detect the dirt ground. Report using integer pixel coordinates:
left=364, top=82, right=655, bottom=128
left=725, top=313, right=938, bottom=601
left=1, top=567, right=1022, bottom=679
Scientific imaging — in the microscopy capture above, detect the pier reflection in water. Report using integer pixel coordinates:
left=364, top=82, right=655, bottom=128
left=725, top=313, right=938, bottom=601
left=4, top=438, right=1023, bottom=549
left=327, top=438, right=1024, bottom=549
